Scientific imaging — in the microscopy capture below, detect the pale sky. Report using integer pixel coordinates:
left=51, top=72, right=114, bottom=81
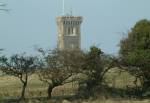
left=0, top=0, right=150, bottom=55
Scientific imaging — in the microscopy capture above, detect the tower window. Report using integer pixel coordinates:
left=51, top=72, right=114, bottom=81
left=68, top=27, right=74, bottom=35
left=73, top=28, right=76, bottom=34
left=71, top=27, right=73, bottom=34
left=70, top=44, right=75, bottom=49
left=68, top=28, right=71, bottom=34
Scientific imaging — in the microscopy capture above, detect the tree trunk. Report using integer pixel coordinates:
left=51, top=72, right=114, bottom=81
left=47, top=85, right=54, bottom=99
left=20, top=74, right=28, bottom=100
left=21, top=82, right=27, bottom=99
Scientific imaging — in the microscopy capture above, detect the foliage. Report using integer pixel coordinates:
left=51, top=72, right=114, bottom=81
left=78, top=46, right=112, bottom=97
left=84, top=46, right=104, bottom=84
left=119, top=19, right=150, bottom=94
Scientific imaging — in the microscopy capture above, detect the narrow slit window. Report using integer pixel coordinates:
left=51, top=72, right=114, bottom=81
left=68, top=28, right=71, bottom=35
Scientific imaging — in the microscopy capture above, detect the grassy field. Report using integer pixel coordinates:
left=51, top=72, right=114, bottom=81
left=0, top=74, right=78, bottom=99
left=0, top=68, right=149, bottom=103
left=0, top=74, right=47, bottom=99
left=5, top=98, right=148, bottom=103
left=63, top=99, right=150, bottom=103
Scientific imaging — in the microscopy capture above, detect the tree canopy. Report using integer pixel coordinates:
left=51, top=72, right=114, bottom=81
left=119, top=19, right=150, bottom=93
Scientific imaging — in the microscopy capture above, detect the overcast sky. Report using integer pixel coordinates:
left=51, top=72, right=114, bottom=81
left=0, top=0, right=150, bottom=55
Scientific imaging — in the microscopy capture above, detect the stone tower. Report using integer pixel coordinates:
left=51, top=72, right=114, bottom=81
left=56, top=16, right=83, bottom=50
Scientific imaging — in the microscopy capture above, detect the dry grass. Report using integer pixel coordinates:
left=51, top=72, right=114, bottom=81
left=0, top=74, right=48, bottom=98
left=0, top=74, right=78, bottom=99
left=0, top=69, right=149, bottom=103
left=80, top=99, right=150, bottom=103
left=17, top=98, right=150, bottom=103
left=104, top=68, right=141, bottom=89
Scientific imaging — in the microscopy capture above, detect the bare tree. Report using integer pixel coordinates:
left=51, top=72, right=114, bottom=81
left=38, top=49, right=85, bottom=99
left=0, top=53, right=42, bottom=99
left=0, top=1, right=9, bottom=12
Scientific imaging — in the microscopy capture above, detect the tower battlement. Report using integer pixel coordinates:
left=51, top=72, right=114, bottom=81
left=56, top=16, right=82, bottom=21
